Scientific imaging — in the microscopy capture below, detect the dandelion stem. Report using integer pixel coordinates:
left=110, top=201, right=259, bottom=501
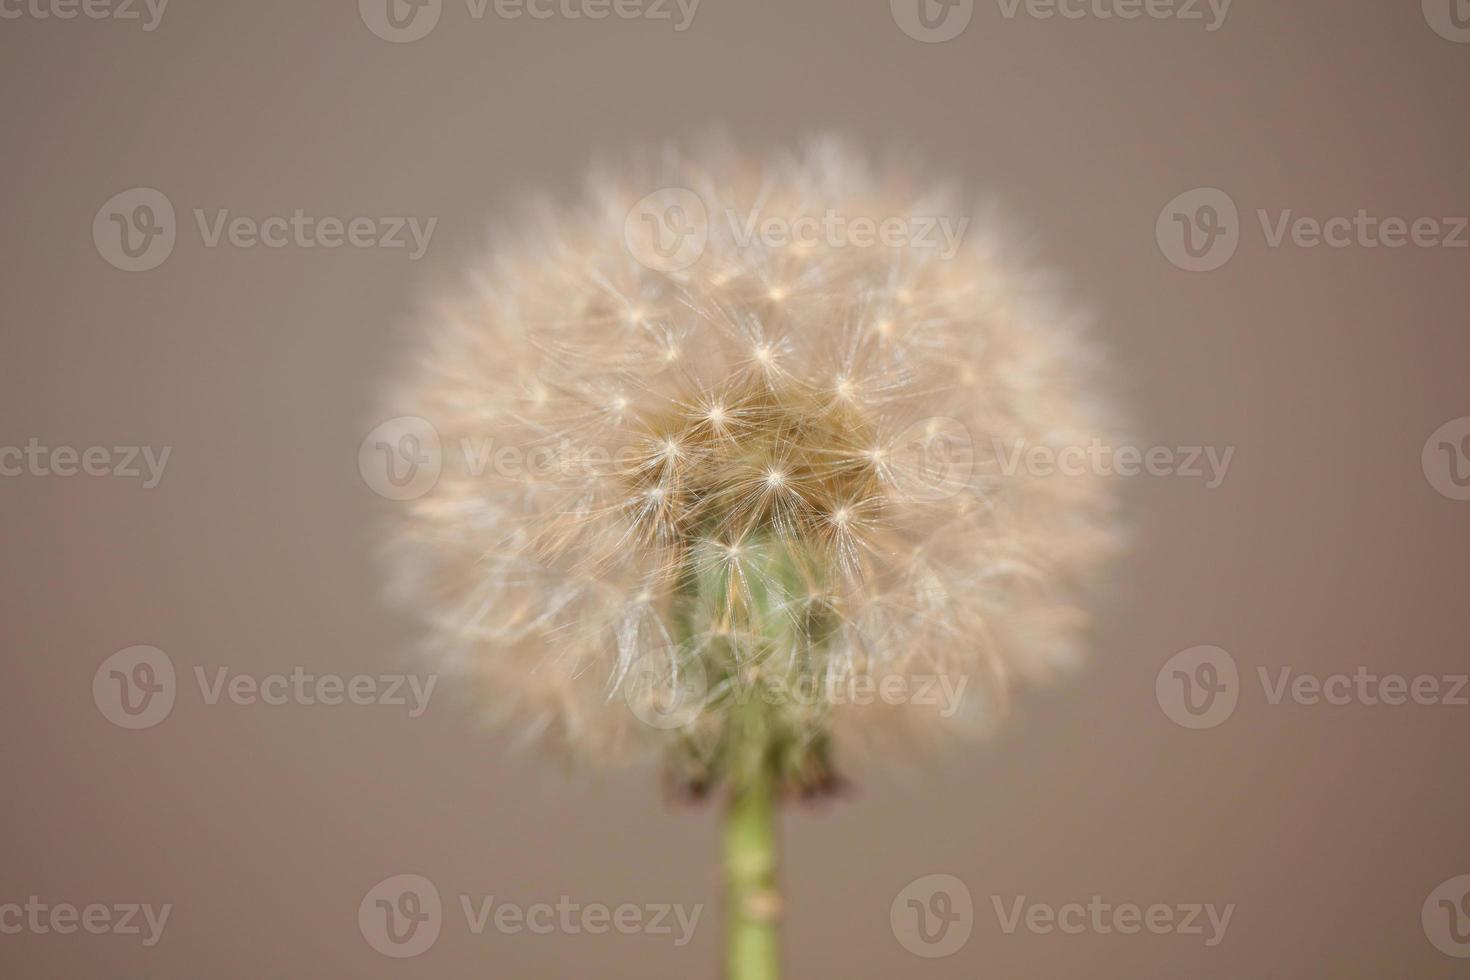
left=724, top=734, right=781, bottom=980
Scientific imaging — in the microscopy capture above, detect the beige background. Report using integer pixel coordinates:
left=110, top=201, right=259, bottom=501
left=3, top=0, right=1469, bottom=976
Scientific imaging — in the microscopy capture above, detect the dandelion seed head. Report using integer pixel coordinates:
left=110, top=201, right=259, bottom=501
left=385, top=136, right=1121, bottom=776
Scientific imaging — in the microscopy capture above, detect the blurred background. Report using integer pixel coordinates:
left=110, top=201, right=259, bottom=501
left=2, top=1, right=1468, bottom=976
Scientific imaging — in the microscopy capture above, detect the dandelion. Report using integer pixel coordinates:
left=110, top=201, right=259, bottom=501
left=384, top=136, right=1119, bottom=979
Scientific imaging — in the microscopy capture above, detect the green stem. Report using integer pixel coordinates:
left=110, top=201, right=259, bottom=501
left=724, top=745, right=780, bottom=980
